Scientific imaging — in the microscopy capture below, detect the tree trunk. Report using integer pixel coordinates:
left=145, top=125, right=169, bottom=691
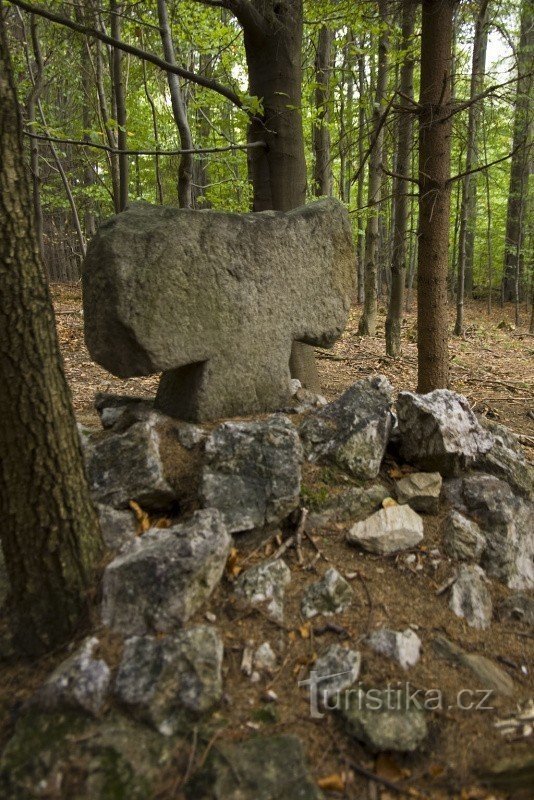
left=157, top=0, right=194, bottom=208
left=110, top=0, right=128, bottom=211
left=312, top=25, right=333, bottom=197
left=356, top=40, right=366, bottom=303
left=243, top=0, right=320, bottom=390
left=385, top=0, right=415, bottom=357
left=417, top=0, right=456, bottom=392
left=0, top=19, right=104, bottom=656
left=454, top=0, right=489, bottom=334
left=502, top=0, right=533, bottom=302
left=358, top=0, right=388, bottom=337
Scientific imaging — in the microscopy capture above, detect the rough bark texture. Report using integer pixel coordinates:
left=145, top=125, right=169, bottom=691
left=417, top=0, right=455, bottom=392
left=385, top=1, right=415, bottom=357
left=502, top=0, right=533, bottom=301
left=243, top=0, right=320, bottom=390
left=312, top=26, right=333, bottom=197
left=454, top=0, right=489, bottom=334
left=0, top=19, right=104, bottom=655
left=110, top=0, right=128, bottom=211
left=358, top=0, right=388, bottom=337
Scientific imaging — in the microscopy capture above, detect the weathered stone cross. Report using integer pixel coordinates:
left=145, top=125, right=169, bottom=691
left=83, top=198, right=354, bottom=422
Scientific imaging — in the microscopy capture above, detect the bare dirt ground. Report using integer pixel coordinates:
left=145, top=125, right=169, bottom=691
left=0, top=286, right=532, bottom=800
left=51, top=284, right=534, bottom=441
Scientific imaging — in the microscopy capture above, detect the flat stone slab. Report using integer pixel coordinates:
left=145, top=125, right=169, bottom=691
left=83, top=199, right=355, bottom=421
left=347, top=504, right=424, bottom=554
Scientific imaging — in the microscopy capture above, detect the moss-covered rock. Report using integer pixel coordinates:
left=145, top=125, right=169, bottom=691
left=0, top=710, right=177, bottom=799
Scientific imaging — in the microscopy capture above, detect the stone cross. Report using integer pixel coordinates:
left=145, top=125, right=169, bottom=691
left=82, top=198, right=355, bottom=422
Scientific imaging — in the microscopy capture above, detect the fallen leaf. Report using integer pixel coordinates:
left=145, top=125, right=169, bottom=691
left=382, top=497, right=398, bottom=508
left=225, top=548, right=242, bottom=578
left=129, top=500, right=150, bottom=534
left=299, top=623, right=311, bottom=639
left=317, top=773, right=346, bottom=792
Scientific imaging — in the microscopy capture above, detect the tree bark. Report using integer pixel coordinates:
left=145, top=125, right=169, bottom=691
left=243, top=0, right=320, bottom=390
left=110, top=0, right=128, bottom=211
left=157, top=0, right=194, bottom=208
left=454, top=0, right=489, bottom=334
left=358, top=0, right=389, bottom=337
left=0, top=18, right=104, bottom=656
left=385, top=0, right=415, bottom=357
left=502, top=0, right=533, bottom=302
left=312, top=25, right=333, bottom=197
left=417, top=0, right=456, bottom=392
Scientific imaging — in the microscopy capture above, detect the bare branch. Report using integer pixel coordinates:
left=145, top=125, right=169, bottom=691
left=447, top=142, right=528, bottom=185
left=7, top=0, right=245, bottom=109
left=23, top=131, right=267, bottom=156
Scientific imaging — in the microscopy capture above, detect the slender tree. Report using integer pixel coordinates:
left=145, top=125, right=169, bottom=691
left=385, top=0, right=416, bottom=356
left=0, top=14, right=104, bottom=655
left=358, top=0, right=389, bottom=336
left=312, top=25, right=333, bottom=196
left=417, top=0, right=456, bottom=391
left=454, top=0, right=489, bottom=334
left=502, top=0, right=533, bottom=302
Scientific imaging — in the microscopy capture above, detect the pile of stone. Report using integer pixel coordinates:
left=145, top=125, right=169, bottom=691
left=1, top=377, right=532, bottom=799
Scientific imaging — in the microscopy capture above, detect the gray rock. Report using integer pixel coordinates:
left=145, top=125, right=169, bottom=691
left=83, top=199, right=354, bottom=422
left=341, top=687, right=428, bottom=752
left=201, top=416, right=302, bottom=533
left=397, top=390, right=493, bottom=476
left=85, top=419, right=175, bottom=510
left=308, top=644, right=361, bottom=700
left=477, top=419, right=534, bottom=499
left=449, top=565, right=493, bottom=629
left=185, top=734, right=323, bottom=800
left=299, top=376, right=393, bottom=479
left=115, top=626, right=223, bottom=736
left=432, top=635, right=515, bottom=696
left=443, top=510, right=486, bottom=562
left=31, top=637, right=111, bottom=717
left=254, top=642, right=277, bottom=672
left=395, top=472, right=442, bottom=514
left=321, top=483, right=390, bottom=522
left=301, top=568, right=353, bottom=619
left=102, top=509, right=231, bottom=635
left=96, top=504, right=136, bottom=551
left=445, top=473, right=534, bottom=589
left=367, top=628, right=421, bottom=670
left=347, top=504, right=424, bottom=554
left=497, top=593, right=534, bottom=626
left=0, top=710, right=174, bottom=800
left=235, top=559, right=291, bottom=624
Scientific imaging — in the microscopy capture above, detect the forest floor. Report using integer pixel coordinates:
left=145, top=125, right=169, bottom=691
left=51, top=283, right=534, bottom=441
left=0, top=286, right=532, bottom=800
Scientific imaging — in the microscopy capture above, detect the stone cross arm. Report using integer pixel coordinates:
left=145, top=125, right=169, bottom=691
left=82, top=198, right=355, bottom=421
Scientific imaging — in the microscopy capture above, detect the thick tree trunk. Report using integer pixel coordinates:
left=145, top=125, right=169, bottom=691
left=157, top=0, right=194, bottom=208
left=417, top=0, right=456, bottom=392
left=312, top=25, right=333, bottom=197
left=0, top=20, right=104, bottom=656
left=502, top=0, right=533, bottom=302
left=386, top=1, right=415, bottom=357
left=358, top=0, right=388, bottom=337
left=244, top=0, right=320, bottom=390
left=454, top=0, right=489, bottom=333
